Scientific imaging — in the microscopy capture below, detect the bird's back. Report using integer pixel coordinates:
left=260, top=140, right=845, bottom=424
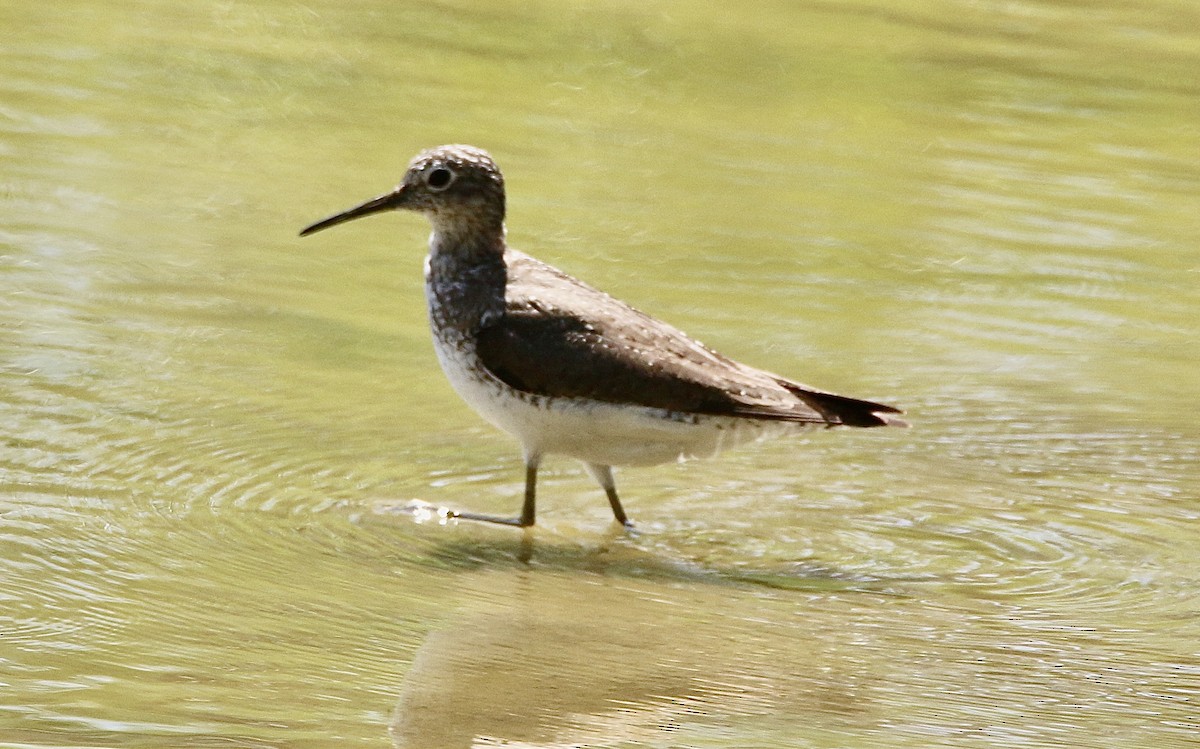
left=475, top=250, right=903, bottom=428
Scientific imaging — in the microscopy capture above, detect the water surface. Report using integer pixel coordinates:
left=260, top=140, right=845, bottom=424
left=2, top=1, right=1198, bottom=747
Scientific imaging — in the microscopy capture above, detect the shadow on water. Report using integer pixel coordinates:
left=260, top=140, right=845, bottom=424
left=382, top=501, right=923, bottom=594
left=430, top=533, right=920, bottom=592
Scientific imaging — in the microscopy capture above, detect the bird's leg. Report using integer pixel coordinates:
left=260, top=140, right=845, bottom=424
left=584, top=463, right=633, bottom=529
left=518, top=455, right=538, bottom=527
left=447, top=453, right=540, bottom=528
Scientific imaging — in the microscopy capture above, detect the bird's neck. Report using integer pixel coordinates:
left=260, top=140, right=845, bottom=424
left=425, top=227, right=507, bottom=341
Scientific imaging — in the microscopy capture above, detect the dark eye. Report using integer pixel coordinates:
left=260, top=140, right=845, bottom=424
left=427, top=167, right=455, bottom=191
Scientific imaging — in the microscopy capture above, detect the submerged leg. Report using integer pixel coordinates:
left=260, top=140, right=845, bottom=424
left=449, top=451, right=540, bottom=528
left=584, top=463, right=632, bottom=528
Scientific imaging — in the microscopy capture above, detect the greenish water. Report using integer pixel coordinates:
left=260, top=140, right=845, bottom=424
left=2, top=1, right=1198, bottom=747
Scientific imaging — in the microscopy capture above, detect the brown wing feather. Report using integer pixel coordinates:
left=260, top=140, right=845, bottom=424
left=473, top=251, right=903, bottom=427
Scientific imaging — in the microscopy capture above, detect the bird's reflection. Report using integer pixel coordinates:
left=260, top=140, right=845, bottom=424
left=391, top=540, right=886, bottom=748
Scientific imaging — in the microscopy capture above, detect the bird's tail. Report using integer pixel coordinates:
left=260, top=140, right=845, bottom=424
left=782, top=383, right=909, bottom=428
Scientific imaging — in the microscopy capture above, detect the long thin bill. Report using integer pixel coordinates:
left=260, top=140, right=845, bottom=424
left=299, top=187, right=406, bottom=236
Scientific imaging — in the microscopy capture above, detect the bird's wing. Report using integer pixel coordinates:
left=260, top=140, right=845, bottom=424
left=474, top=251, right=902, bottom=427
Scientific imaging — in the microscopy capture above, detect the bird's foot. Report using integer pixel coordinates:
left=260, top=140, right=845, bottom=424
left=399, top=500, right=530, bottom=527
left=446, top=508, right=534, bottom=528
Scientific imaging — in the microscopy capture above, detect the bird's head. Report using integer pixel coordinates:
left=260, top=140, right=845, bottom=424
left=300, top=144, right=506, bottom=238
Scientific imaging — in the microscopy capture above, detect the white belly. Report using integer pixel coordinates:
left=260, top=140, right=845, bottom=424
left=430, top=332, right=796, bottom=467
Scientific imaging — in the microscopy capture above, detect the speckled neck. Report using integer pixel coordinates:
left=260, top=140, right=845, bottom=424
left=425, top=229, right=507, bottom=342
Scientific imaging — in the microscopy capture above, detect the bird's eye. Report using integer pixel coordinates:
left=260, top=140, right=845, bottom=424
left=426, top=167, right=455, bottom=191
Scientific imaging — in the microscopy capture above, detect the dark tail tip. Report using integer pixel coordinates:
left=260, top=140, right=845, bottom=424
left=785, top=385, right=907, bottom=428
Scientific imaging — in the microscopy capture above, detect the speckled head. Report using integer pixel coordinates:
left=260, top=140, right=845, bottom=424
left=299, top=144, right=506, bottom=238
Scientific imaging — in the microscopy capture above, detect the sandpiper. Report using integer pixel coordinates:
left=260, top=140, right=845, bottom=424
left=301, top=145, right=905, bottom=528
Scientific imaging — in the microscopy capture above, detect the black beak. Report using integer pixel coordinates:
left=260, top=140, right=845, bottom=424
left=299, top=185, right=409, bottom=237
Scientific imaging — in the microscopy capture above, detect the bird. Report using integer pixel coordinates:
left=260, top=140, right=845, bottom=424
left=300, top=144, right=905, bottom=529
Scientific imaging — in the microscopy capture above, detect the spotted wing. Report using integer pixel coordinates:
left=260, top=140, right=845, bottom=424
left=474, top=251, right=903, bottom=427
